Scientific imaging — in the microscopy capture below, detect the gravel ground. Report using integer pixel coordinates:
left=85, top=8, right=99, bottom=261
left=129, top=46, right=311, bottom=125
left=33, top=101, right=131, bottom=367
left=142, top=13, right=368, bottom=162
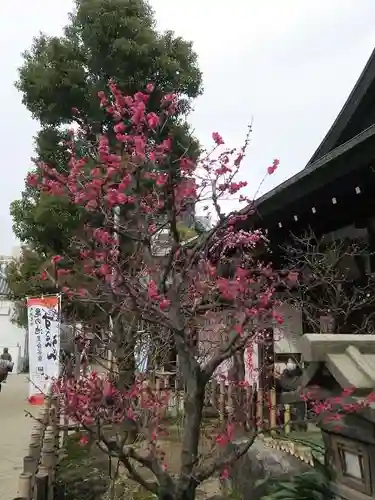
left=0, top=375, right=35, bottom=499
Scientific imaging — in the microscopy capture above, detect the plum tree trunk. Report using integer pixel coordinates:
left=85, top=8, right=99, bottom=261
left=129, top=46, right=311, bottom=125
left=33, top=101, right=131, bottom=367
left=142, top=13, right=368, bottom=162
left=161, top=325, right=207, bottom=500
left=158, top=486, right=198, bottom=500
left=113, top=320, right=137, bottom=444
left=228, top=349, right=246, bottom=426
left=176, top=372, right=205, bottom=500
left=157, top=386, right=205, bottom=500
left=113, top=319, right=136, bottom=390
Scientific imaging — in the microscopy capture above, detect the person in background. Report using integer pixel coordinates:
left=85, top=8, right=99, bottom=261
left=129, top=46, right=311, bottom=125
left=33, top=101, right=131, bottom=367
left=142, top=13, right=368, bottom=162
left=1, top=347, right=12, bottom=362
left=0, top=363, right=7, bottom=387
left=0, top=348, right=13, bottom=385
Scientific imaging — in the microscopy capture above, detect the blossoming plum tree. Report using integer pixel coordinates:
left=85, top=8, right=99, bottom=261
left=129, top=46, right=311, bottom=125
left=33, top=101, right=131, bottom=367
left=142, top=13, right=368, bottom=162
left=29, top=81, right=283, bottom=500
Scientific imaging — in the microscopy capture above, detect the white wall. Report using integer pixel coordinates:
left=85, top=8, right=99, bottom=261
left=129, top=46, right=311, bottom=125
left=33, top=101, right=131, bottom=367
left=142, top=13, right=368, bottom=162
left=0, top=298, right=26, bottom=373
left=274, top=304, right=303, bottom=354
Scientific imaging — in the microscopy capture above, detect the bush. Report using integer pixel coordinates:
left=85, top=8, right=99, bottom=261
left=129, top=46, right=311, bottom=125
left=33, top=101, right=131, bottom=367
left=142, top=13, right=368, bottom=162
left=259, top=463, right=333, bottom=500
left=55, top=432, right=109, bottom=500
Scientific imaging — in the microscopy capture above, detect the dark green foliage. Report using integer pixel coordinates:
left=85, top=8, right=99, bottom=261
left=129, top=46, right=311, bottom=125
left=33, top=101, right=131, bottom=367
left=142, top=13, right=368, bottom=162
left=11, top=193, right=82, bottom=255
left=6, top=248, right=56, bottom=328
left=10, top=0, right=203, bottom=326
left=6, top=247, right=110, bottom=328
left=10, top=126, right=83, bottom=255
left=56, top=432, right=109, bottom=500
left=13, top=0, right=202, bottom=253
left=16, top=0, right=202, bottom=127
left=259, top=460, right=333, bottom=500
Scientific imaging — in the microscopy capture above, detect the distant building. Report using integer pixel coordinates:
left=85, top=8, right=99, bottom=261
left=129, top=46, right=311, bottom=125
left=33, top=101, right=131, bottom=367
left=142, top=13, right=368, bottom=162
left=11, top=246, right=22, bottom=259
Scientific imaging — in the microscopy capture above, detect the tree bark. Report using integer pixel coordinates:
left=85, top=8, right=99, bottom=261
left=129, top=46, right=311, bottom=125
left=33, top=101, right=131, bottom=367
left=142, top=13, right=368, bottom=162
left=112, top=320, right=138, bottom=444
left=113, top=319, right=136, bottom=390
left=172, top=324, right=207, bottom=500
left=230, top=349, right=246, bottom=426
left=158, top=486, right=198, bottom=500
left=150, top=391, right=205, bottom=500
left=177, top=375, right=205, bottom=500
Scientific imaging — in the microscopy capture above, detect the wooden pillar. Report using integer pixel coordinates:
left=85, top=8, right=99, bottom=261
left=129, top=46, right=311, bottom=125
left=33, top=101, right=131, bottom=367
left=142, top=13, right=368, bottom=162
left=245, top=385, right=253, bottom=429
left=219, top=380, right=225, bottom=422
left=367, top=220, right=375, bottom=272
left=256, top=389, right=264, bottom=431
left=284, top=404, right=291, bottom=435
left=174, top=376, right=181, bottom=416
left=227, top=382, right=233, bottom=419
left=269, top=387, right=277, bottom=435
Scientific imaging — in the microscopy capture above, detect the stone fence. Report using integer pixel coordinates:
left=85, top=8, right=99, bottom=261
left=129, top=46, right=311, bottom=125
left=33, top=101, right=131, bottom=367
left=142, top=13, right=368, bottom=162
left=14, top=395, right=61, bottom=500
left=12, top=373, right=315, bottom=499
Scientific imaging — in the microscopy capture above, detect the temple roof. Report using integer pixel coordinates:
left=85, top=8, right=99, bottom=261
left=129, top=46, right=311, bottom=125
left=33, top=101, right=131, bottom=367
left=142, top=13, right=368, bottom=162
left=240, top=46, right=375, bottom=223
left=308, top=47, right=375, bottom=164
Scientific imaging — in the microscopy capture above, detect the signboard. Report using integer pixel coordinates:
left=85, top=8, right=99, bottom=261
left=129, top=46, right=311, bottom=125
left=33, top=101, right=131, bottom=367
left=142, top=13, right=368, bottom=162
left=27, top=296, right=61, bottom=403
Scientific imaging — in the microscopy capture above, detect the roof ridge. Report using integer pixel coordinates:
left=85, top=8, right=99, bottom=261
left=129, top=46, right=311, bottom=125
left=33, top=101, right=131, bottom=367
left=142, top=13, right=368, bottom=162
left=307, top=46, right=375, bottom=164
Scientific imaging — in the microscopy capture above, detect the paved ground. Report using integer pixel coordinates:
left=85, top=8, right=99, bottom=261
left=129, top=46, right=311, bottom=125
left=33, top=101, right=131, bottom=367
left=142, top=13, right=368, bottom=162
left=0, top=374, right=35, bottom=499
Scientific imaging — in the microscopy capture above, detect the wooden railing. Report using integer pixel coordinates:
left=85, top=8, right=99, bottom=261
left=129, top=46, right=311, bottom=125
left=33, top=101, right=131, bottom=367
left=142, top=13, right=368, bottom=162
left=151, top=371, right=309, bottom=434
left=14, top=395, right=61, bottom=500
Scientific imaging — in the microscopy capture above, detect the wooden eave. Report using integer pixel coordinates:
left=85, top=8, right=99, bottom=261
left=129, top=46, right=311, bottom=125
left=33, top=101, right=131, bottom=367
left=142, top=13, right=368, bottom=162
left=238, top=47, right=375, bottom=228
left=242, top=124, right=375, bottom=223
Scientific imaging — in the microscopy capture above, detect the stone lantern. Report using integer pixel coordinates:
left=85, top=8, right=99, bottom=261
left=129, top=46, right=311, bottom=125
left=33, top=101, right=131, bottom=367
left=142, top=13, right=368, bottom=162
left=318, top=402, right=375, bottom=500
left=282, top=333, right=375, bottom=500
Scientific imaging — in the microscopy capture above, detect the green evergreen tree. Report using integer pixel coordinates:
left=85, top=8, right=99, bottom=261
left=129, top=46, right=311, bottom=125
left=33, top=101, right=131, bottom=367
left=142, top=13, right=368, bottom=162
left=10, top=0, right=202, bottom=325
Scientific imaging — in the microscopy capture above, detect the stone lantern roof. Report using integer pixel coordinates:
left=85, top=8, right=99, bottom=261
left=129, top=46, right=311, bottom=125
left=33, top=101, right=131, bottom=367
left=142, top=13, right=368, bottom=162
left=280, top=334, right=375, bottom=403
left=300, top=334, right=375, bottom=392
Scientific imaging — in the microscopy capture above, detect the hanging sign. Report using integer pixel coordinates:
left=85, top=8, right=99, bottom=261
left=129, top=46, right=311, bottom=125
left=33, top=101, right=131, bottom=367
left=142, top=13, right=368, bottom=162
left=27, top=295, right=61, bottom=403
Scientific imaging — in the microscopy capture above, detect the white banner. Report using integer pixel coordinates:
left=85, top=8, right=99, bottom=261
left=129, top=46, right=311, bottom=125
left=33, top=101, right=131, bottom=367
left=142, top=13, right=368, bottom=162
left=27, top=296, right=61, bottom=402
left=135, top=334, right=150, bottom=373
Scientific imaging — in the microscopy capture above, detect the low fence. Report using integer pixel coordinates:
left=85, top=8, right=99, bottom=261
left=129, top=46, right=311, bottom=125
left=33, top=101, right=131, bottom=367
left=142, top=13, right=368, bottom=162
left=259, top=434, right=314, bottom=466
left=14, top=395, right=61, bottom=500
left=13, top=370, right=313, bottom=498
left=151, top=371, right=312, bottom=435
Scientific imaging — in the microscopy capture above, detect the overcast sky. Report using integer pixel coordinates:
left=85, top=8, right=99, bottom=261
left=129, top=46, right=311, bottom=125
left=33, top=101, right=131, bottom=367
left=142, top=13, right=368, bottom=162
left=2, top=0, right=375, bottom=255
